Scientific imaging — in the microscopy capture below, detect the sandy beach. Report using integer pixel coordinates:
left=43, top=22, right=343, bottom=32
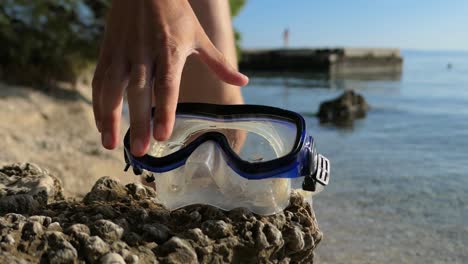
left=0, top=81, right=133, bottom=197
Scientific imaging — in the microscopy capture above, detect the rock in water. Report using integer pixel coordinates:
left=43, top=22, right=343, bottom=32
left=318, top=90, right=369, bottom=126
left=0, top=163, right=323, bottom=263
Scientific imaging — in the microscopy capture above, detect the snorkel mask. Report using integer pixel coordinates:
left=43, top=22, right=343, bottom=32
left=124, top=103, right=330, bottom=215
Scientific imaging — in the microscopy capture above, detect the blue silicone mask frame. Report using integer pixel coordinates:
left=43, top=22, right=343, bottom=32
left=123, top=103, right=330, bottom=191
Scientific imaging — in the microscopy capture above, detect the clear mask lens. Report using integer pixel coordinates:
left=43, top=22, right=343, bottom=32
left=148, top=114, right=298, bottom=162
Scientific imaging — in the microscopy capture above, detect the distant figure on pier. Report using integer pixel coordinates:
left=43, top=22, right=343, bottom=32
left=447, top=63, right=453, bottom=70
left=283, top=28, right=289, bottom=48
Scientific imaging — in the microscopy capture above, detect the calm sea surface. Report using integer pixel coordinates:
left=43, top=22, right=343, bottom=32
left=242, top=50, right=468, bottom=263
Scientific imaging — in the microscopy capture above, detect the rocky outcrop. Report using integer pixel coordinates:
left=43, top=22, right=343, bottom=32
left=318, top=90, right=369, bottom=126
left=0, top=163, right=323, bottom=263
left=0, top=163, right=64, bottom=214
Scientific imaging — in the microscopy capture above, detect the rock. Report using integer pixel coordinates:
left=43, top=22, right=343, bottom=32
left=91, top=220, right=124, bottom=242
left=99, top=253, right=125, bottom=264
left=83, top=176, right=127, bottom=204
left=42, top=231, right=78, bottom=264
left=66, top=223, right=90, bottom=236
left=254, top=222, right=269, bottom=249
left=124, top=254, right=139, bottom=264
left=158, top=237, right=198, bottom=264
left=28, top=215, right=52, bottom=227
left=0, top=194, right=41, bottom=214
left=184, top=228, right=209, bottom=244
left=123, top=232, right=142, bottom=247
left=201, top=220, right=233, bottom=239
left=188, top=210, right=202, bottom=222
left=125, top=183, right=157, bottom=200
left=0, top=163, right=323, bottom=263
left=142, top=223, right=171, bottom=244
left=21, top=221, right=44, bottom=239
left=317, top=90, right=369, bottom=125
left=283, top=225, right=305, bottom=253
left=3, top=213, right=27, bottom=223
left=264, top=223, right=283, bottom=248
left=0, top=163, right=64, bottom=205
left=109, top=240, right=130, bottom=255
left=2, top=234, right=15, bottom=245
left=0, top=252, right=29, bottom=264
left=93, top=205, right=117, bottom=219
left=47, top=222, right=62, bottom=232
left=83, top=236, right=110, bottom=263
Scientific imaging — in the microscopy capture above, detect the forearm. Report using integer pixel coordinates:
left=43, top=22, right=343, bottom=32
left=179, top=0, right=244, bottom=104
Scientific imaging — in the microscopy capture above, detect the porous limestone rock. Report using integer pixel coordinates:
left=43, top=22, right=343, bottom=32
left=0, top=163, right=323, bottom=263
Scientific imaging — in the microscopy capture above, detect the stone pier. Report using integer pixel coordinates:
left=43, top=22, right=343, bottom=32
left=240, top=48, right=403, bottom=78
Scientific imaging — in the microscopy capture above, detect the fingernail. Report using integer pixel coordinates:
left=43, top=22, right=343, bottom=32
left=241, top=73, right=249, bottom=83
left=132, top=138, right=144, bottom=155
left=155, top=123, right=166, bottom=140
left=102, top=132, right=113, bottom=148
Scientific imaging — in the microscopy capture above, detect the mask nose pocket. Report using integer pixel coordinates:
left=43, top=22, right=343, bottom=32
left=153, top=140, right=292, bottom=215
left=183, top=141, right=217, bottom=188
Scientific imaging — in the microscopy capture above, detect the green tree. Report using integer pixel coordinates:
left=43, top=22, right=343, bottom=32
left=0, top=0, right=246, bottom=85
left=229, top=0, right=247, bottom=61
left=0, top=0, right=109, bottom=85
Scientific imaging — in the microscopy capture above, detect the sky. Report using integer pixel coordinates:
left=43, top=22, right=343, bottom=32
left=233, top=0, right=468, bottom=51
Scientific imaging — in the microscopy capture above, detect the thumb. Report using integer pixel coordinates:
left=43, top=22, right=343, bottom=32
left=197, top=34, right=249, bottom=87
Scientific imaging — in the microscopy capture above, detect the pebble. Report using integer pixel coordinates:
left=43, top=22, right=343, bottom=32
left=0, top=194, right=41, bottom=214
left=184, top=228, right=208, bottom=243
left=91, top=219, right=124, bottom=241
left=253, top=222, right=269, bottom=249
left=201, top=220, right=232, bottom=239
left=125, top=254, right=139, bottom=264
left=160, top=237, right=198, bottom=264
left=4, top=213, right=27, bottom=223
left=66, top=223, right=90, bottom=236
left=283, top=225, right=305, bottom=252
left=44, top=231, right=78, bottom=263
left=123, top=232, right=142, bottom=247
left=99, top=252, right=125, bottom=264
left=264, top=223, right=284, bottom=247
left=2, top=234, right=15, bottom=245
left=83, top=236, right=110, bottom=263
left=83, top=177, right=127, bottom=204
left=28, top=215, right=52, bottom=227
left=47, top=222, right=62, bottom=232
left=21, top=221, right=44, bottom=239
left=142, top=223, right=171, bottom=244
left=126, top=183, right=156, bottom=200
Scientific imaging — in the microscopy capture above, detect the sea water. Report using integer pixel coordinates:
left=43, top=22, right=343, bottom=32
left=243, top=50, right=468, bottom=263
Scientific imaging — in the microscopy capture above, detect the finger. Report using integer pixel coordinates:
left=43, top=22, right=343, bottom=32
left=100, top=62, right=128, bottom=149
left=197, top=35, right=249, bottom=86
left=153, top=48, right=187, bottom=141
left=91, top=52, right=110, bottom=132
left=127, top=63, right=153, bottom=157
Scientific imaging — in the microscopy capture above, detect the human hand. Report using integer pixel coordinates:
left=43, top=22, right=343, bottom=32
left=92, top=0, right=249, bottom=157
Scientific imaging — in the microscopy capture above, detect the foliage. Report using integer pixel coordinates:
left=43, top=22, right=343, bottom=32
left=0, top=0, right=110, bottom=84
left=0, top=0, right=246, bottom=85
left=229, top=0, right=246, bottom=17
left=229, top=0, right=247, bottom=61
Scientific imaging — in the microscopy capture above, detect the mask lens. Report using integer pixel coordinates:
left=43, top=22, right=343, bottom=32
left=148, top=115, right=298, bottom=162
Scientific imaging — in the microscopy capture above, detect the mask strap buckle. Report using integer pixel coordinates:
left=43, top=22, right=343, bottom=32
left=301, top=136, right=330, bottom=192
